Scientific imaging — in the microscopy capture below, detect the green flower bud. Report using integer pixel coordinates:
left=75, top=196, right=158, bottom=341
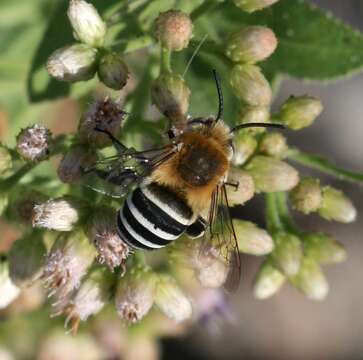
left=259, top=132, right=287, bottom=158
left=155, top=275, right=192, bottom=323
left=275, top=95, right=323, bottom=130
left=115, top=266, right=157, bottom=324
left=290, top=257, right=329, bottom=301
left=303, top=232, right=347, bottom=264
left=232, top=132, right=258, bottom=165
left=151, top=73, right=190, bottom=122
left=68, top=0, right=107, bottom=47
left=154, top=10, right=193, bottom=51
left=318, top=186, right=356, bottom=223
left=8, top=231, right=46, bottom=287
left=230, top=64, right=272, bottom=106
left=233, top=0, right=280, bottom=13
left=0, top=257, right=20, bottom=309
left=253, top=260, right=285, bottom=299
left=236, top=105, right=270, bottom=134
left=226, top=26, right=277, bottom=63
left=0, top=145, right=12, bottom=174
left=226, top=168, right=255, bottom=206
left=246, top=155, right=299, bottom=192
left=289, top=177, right=322, bottom=214
left=234, top=220, right=274, bottom=255
left=46, top=44, right=98, bottom=82
left=271, top=232, right=302, bottom=276
left=16, top=125, right=52, bottom=162
left=98, top=52, right=129, bottom=90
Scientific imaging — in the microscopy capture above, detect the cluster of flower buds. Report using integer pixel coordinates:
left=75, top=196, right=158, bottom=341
left=46, top=0, right=129, bottom=89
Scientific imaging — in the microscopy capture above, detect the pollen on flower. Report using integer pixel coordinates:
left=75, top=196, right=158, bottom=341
left=16, top=125, right=51, bottom=162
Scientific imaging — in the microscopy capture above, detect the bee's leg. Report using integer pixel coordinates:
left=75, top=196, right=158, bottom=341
left=94, top=127, right=127, bottom=153
left=224, top=181, right=239, bottom=191
left=186, top=217, right=206, bottom=239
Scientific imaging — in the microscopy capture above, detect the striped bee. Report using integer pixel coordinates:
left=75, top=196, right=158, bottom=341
left=84, top=71, right=283, bottom=291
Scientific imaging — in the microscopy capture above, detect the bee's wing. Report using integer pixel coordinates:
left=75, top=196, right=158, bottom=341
left=201, top=184, right=241, bottom=293
left=82, top=145, right=176, bottom=198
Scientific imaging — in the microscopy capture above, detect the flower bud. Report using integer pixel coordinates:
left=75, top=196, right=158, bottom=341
left=289, top=177, right=322, bottom=214
left=253, top=260, right=285, bottom=299
left=0, top=347, right=14, bottom=360
left=0, top=257, right=21, bottom=309
left=151, top=73, right=190, bottom=122
left=57, top=145, right=97, bottom=183
left=0, top=145, right=12, bottom=174
left=68, top=0, right=107, bottom=47
left=230, top=64, right=272, bottom=106
left=155, top=275, right=192, bottom=323
left=43, top=231, right=96, bottom=300
left=275, top=95, right=323, bottom=130
left=60, top=267, right=113, bottom=334
left=98, top=52, right=129, bottom=90
left=32, top=197, right=83, bottom=231
left=226, top=168, right=255, bottom=206
left=234, top=220, right=274, bottom=255
left=290, top=257, right=329, bottom=301
left=46, top=44, right=98, bottom=82
left=115, top=266, right=157, bottom=324
left=232, top=132, right=257, bottom=165
left=16, top=125, right=51, bottom=162
left=233, top=0, right=280, bottom=13
left=259, top=132, right=287, bottom=158
left=87, top=206, right=130, bottom=271
left=226, top=26, right=277, bottom=63
left=271, top=232, right=302, bottom=276
left=154, top=10, right=193, bottom=51
left=245, top=155, right=299, bottom=192
left=12, top=190, right=46, bottom=224
left=196, top=257, right=229, bottom=289
left=236, top=105, right=270, bottom=134
left=78, top=97, right=126, bottom=148
left=8, top=231, right=46, bottom=287
left=318, top=186, right=356, bottom=223
left=303, top=232, right=347, bottom=264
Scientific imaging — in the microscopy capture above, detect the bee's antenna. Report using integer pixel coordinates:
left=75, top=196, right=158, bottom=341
left=231, top=123, right=285, bottom=133
left=213, top=69, right=223, bottom=123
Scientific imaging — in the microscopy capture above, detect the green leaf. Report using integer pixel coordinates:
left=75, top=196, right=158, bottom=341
left=196, top=0, right=363, bottom=81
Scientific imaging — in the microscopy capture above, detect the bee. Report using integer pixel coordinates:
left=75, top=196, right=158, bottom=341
left=84, top=70, right=283, bottom=291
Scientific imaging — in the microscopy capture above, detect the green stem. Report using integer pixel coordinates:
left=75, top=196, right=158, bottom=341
left=160, top=47, right=171, bottom=74
left=265, top=193, right=283, bottom=234
left=111, top=35, right=154, bottom=54
left=287, top=148, right=363, bottom=185
left=275, top=192, right=302, bottom=236
left=190, top=0, right=220, bottom=21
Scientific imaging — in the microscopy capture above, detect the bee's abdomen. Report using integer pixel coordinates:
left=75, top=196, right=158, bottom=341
left=117, top=183, right=193, bottom=250
left=186, top=217, right=206, bottom=239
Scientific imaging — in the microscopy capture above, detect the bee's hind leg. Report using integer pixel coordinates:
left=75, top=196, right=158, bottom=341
left=94, top=127, right=127, bottom=153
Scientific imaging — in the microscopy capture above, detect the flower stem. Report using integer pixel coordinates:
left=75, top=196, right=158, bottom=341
left=275, top=192, right=302, bottom=236
left=287, top=148, right=363, bottom=185
left=160, top=47, right=172, bottom=74
left=265, top=193, right=283, bottom=234
left=190, top=0, right=220, bottom=21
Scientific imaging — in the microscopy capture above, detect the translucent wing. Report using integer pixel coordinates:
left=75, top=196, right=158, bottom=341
left=201, top=183, right=241, bottom=293
left=82, top=144, right=177, bottom=198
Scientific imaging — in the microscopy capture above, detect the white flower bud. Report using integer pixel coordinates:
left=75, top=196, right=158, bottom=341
left=271, top=232, right=302, bottom=276
left=226, top=26, right=277, bottom=63
left=230, top=64, right=272, bottom=106
left=253, top=260, right=285, bottom=299
left=155, top=275, right=192, bottom=323
left=289, top=177, right=322, bottom=214
left=226, top=168, right=255, bottom=206
left=154, top=10, right=193, bottom=51
left=291, top=257, right=329, bottom=301
left=234, top=0, right=280, bottom=13
left=236, top=105, right=270, bottom=134
left=115, top=267, right=157, bottom=324
left=234, top=220, right=274, bottom=255
left=78, top=97, right=126, bottom=148
left=98, top=52, right=129, bottom=90
left=232, top=133, right=257, bottom=166
left=318, top=186, right=357, bottom=223
left=32, top=197, right=82, bottom=231
left=246, top=155, right=299, bottom=192
left=0, top=347, right=14, bottom=360
left=0, top=257, right=21, bottom=309
left=259, top=131, right=287, bottom=158
left=68, top=0, right=107, bottom=47
left=46, top=44, right=98, bottom=82
left=16, top=125, right=52, bottom=162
